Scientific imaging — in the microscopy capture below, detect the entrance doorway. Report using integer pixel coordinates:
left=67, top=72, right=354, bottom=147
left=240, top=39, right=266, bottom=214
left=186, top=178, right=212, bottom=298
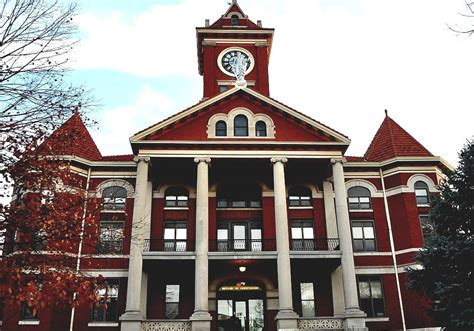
left=217, top=284, right=264, bottom=331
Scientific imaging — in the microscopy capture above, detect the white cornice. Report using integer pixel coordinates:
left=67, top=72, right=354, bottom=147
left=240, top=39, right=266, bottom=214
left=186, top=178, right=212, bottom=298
left=135, top=140, right=349, bottom=146
left=345, top=156, right=453, bottom=171
left=57, top=155, right=136, bottom=167
left=196, top=28, right=274, bottom=35
left=138, top=150, right=342, bottom=158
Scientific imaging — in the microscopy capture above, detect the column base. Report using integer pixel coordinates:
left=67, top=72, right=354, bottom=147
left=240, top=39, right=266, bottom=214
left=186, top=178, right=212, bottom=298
left=275, top=309, right=299, bottom=330
left=119, top=310, right=143, bottom=331
left=190, top=311, right=212, bottom=331
left=343, top=308, right=367, bottom=331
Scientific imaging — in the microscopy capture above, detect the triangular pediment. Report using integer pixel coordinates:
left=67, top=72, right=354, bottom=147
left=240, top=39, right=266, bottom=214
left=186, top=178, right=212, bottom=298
left=130, top=87, right=350, bottom=146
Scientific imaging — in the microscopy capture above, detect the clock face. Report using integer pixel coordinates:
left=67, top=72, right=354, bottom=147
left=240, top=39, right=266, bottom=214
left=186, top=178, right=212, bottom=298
left=218, top=48, right=254, bottom=76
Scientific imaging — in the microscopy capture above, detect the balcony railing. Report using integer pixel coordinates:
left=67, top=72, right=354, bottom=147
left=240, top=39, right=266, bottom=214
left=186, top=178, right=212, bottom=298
left=290, top=238, right=340, bottom=251
left=143, top=240, right=195, bottom=252
left=209, top=239, right=276, bottom=252
left=143, top=238, right=339, bottom=253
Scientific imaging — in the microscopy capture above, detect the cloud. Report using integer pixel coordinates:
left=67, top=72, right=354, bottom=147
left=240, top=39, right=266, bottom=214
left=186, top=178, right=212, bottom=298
left=90, top=85, right=176, bottom=155
left=76, top=0, right=474, bottom=165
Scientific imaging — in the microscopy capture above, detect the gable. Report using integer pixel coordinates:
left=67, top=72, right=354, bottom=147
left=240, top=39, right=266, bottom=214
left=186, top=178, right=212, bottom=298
left=131, top=88, right=349, bottom=146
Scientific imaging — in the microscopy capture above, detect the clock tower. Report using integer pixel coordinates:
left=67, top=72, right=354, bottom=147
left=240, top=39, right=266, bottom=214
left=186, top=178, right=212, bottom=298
left=196, top=0, right=274, bottom=98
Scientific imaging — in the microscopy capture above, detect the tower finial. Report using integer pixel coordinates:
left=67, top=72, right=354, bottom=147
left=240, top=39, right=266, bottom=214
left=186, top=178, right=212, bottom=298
left=384, top=109, right=388, bottom=116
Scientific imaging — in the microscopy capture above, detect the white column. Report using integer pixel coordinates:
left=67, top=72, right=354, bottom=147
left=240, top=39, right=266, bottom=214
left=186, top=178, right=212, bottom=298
left=191, top=157, right=212, bottom=331
left=331, top=158, right=367, bottom=330
left=271, top=157, right=298, bottom=330
left=120, top=156, right=150, bottom=331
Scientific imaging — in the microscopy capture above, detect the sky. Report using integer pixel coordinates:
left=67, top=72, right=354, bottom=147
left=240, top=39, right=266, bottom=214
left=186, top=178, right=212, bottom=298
left=68, top=0, right=474, bottom=166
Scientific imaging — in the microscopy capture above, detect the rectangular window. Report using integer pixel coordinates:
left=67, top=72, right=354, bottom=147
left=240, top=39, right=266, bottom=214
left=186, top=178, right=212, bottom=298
left=415, top=189, right=429, bottom=205
left=300, top=283, right=315, bottom=317
left=21, top=302, right=38, bottom=321
left=164, top=222, right=187, bottom=252
left=165, top=285, right=180, bottom=319
left=419, top=215, right=434, bottom=243
left=358, top=276, right=385, bottom=317
left=291, top=221, right=315, bottom=251
left=91, top=280, right=119, bottom=322
left=98, top=220, right=124, bottom=254
left=351, top=221, right=376, bottom=252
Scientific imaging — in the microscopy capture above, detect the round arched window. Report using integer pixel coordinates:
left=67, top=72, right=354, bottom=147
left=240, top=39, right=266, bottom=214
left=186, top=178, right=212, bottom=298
left=347, top=186, right=371, bottom=210
left=234, top=115, right=248, bottom=136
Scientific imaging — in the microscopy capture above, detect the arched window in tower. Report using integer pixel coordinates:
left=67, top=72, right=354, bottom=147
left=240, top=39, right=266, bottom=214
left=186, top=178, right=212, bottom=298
left=234, top=115, right=248, bottom=136
left=165, top=187, right=189, bottom=207
left=255, top=121, right=267, bottom=137
left=215, top=121, right=227, bottom=137
left=231, top=15, right=239, bottom=26
left=414, top=181, right=430, bottom=205
left=347, top=186, right=371, bottom=210
left=102, top=186, right=127, bottom=211
left=288, top=186, right=312, bottom=207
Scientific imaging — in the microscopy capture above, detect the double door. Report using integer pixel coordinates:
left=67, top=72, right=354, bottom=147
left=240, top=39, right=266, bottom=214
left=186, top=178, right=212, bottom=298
left=217, top=222, right=262, bottom=252
left=217, top=299, right=264, bottom=331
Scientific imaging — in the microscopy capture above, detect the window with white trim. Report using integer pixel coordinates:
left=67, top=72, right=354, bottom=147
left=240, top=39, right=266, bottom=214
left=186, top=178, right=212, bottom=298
left=414, top=181, right=430, bottom=205
left=348, top=186, right=371, bottom=210
left=91, top=280, right=119, bottom=322
left=357, top=275, right=386, bottom=317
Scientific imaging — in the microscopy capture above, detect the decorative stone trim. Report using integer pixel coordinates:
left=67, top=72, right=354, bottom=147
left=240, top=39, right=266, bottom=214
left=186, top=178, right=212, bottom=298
left=297, top=317, right=343, bottom=329
left=142, top=320, right=191, bottom=331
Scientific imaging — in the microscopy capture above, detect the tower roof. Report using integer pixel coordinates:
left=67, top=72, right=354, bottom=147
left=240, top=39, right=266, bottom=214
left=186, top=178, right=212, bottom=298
left=40, top=112, right=102, bottom=161
left=364, top=113, right=432, bottom=161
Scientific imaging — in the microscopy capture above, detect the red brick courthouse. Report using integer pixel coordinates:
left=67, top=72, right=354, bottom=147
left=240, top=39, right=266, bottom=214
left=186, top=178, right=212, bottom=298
left=4, top=1, right=450, bottom=330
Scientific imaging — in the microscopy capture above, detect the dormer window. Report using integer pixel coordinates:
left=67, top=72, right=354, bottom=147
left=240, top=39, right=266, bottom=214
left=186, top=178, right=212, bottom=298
left=234, top=115, right=248, bottom=136
left=255, top=121, right=267, bottom=137
left=216, top=121, right=227, bottom=137
left=231, top=15, right=239, bottom=26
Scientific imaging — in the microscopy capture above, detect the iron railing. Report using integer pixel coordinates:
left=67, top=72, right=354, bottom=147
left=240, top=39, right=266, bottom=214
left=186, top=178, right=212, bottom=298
left=143, top=239, right=194, bottom=252
left=209, top=239, right=276, bottom=252
left=290, top=238, right=340, bottom=251
left=142, top=238, right=339, bottom=252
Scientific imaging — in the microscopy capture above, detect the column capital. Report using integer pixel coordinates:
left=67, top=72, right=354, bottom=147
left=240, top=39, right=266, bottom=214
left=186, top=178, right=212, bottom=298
left=133, top=156, right=151, bottom=164
left=330, top=157, right=347, bottom=165
left=194, top=157, right=211, bottom=164
left=271, top=157, right=288, bottom=164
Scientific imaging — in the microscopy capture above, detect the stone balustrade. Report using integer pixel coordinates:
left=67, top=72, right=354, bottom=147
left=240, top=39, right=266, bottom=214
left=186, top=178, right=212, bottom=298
left=298, top=317, right=344, bottom=330
left=141, top=320, right=191, bottom=331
